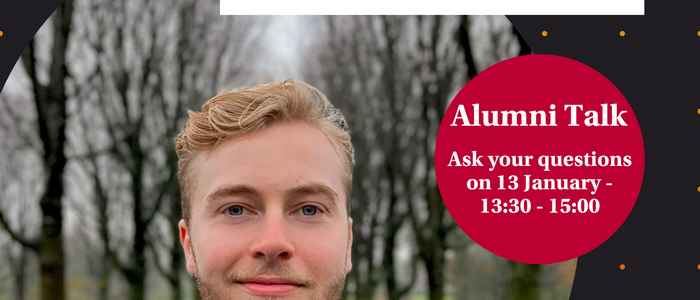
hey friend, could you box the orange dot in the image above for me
[697,108,700,115]
[619,30,626,38]
[541,30,549,38]
[696,30,700,37]
[696,185,700,193]
[0,31,4,38]
[618,263,626,270]
[696,264,700,270]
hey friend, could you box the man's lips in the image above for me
[237,277,305,296]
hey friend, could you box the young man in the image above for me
[175,80,354,300]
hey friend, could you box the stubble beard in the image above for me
[191,253,347,300]
[194,273,345,300]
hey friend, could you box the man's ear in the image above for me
[179,219,197,275]
[345,217,353,273]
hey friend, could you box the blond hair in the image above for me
[175,80,354,220]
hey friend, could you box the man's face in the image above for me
[179,121,352,300]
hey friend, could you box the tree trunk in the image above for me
[36,1,74,299]
[510,263,541,300]
[456,16,478,81]
[383,226,400,300]
[169,189,184,300]
[98,195,111,299]
[170,276,182,300]
[425,250,446,300]
[38,170,66,300]
[127,276,146,300]
[129,163,147,300]
[14,249,28,300]
[98,265,111,300]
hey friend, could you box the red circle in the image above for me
[435,54,644,264]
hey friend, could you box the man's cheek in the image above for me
[195,227,247,274]
[296,231,347,271]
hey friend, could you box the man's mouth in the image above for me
[237,276,305,297]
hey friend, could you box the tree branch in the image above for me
[0,210,38,251]
[147,241,177,283]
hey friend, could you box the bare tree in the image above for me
[456,16,542,300]
[308,16,466,300]
[74,1,178,299]
[0,146,38,300]
[309,16,408,299]
[0,2,75,300]
[403,15,464,300]
[146,6,268,300]
[1,10,547,300]
[73,1,267,299]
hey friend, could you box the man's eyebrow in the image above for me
[205,184,261,204]
[285,183,340,205]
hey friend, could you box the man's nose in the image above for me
[249,215,295,261]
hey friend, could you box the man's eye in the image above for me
[224,205,246,216]
[300,205,321,216]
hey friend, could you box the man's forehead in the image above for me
[192,123,344,172]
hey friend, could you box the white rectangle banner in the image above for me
[220,0,644,15]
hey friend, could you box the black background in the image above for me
[1,1,699,299]
[510,2,700,298]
